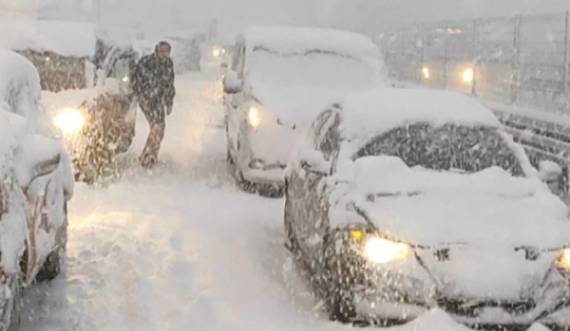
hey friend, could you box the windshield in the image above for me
[246,50,377,90]
[355,123,525,176]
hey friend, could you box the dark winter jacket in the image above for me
[131,54,176,108]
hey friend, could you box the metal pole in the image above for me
[562,11,570,95]
[443,22,449,89]
[511,15,521,105]
[96,0,101,23]
[472,19,479,96]
[419,24,426,83]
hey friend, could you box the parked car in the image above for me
[223,27,386,196]
[284,87,570,329]
[47,40,138,184]
[0,49,74,330]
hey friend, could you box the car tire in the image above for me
[225,126,234,165]
[35,203,68,282]
[328,291,357,324]
[0,274,22,331]
[283,185,299,253]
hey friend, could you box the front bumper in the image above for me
[349,273,570,328]
[241,162,286,186]
[328,237,570,327]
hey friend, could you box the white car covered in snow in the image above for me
[284,88,570,329]
[223,27,385,195]
[0,50,74,330]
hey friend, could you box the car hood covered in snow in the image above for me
[329,156,570,248]
[250,84,358,127]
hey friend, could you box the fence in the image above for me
[378,12,570,197]
[378,12,570,115]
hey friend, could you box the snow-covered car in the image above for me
[284,88,570,329]
[0,49,74,330]
[47,42,138,184]
[223,27,386,195]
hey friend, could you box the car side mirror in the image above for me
[14,135,62,189]
[299,149,330,176]
[223,70,242,94]
[538,160,567,196]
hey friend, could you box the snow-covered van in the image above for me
[0,49,74,330]
[284,87,570,329]
[223,27,386,196]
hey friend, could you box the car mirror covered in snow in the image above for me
[14,134,62,189]
[223,70,242,94]
[299,149,330,175]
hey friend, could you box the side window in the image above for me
[230,43,242,71]
[317,114,341,160]
[310,110,334,146]
[236,47,246,79]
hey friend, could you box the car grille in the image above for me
[438,299,537,317]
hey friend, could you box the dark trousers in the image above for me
[138,97,165,167]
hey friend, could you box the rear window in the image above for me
[355,123,524,176]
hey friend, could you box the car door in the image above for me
[291,110,341,262]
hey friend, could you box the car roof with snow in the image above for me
[0,49,41,117]
[242,27,380,59]
[337,88,502,141]
[0,19,138,58]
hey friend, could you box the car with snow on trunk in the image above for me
[0,49,74,330]
[47,40,138,184]
[284,87,570,329]
[223,27,386,196]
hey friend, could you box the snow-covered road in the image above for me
[20,67,466,331]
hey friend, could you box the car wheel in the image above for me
[35,203,68,282]
[328,290,357,324]
[284,185,300,253]
[0,274,22,331]
[225,127,234,165]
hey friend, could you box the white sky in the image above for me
[2,0,570,38]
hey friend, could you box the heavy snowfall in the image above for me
[2,0,570,331]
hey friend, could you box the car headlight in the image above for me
[213,49,221,57]
[53,108,86,135]
[556,248,570,270]
[121,75,130,83]
[351,229,410,263]
[421,66,431,79]
[461,67,474,83]
[248,106,261,128]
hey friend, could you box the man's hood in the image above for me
[329,156,570,248]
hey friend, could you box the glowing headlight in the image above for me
[53,108,86,134]
[462,68,474,83]
[213,49,221,57]
[556,248,570,270]
[121,75,130,83]
[363,237,409,264]
[248,106,261,128]
[421,67,431,79]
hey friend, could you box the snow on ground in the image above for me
[20,65,469,330]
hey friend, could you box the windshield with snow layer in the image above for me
[355,124,525,176]
[246,50,376,90]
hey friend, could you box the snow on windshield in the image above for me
[247,50,377,90]
[355,124,525,176]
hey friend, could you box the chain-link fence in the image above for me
[379,12,570,114]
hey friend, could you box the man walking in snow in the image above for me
[131,41,176,168]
